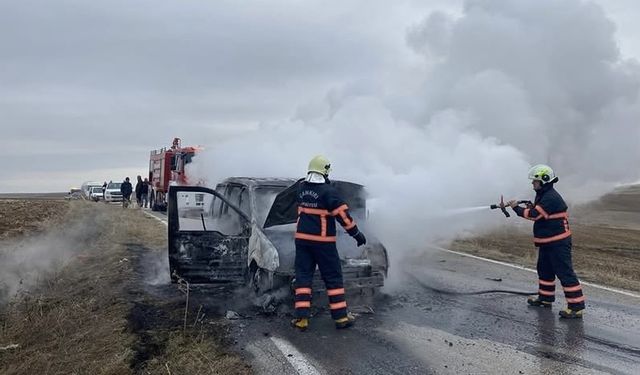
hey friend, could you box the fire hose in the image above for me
[407,273,536,296]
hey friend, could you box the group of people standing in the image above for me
[134,175,153,208]
[118,176,154,208]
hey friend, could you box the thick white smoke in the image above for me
[405,0,640,198]
[188,0,640,262]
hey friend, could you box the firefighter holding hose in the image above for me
[291,155,367,331]
[507,165,586,319]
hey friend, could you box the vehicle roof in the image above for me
[220,177,364,189]
[220,177,298,188]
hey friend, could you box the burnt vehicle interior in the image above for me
[168,179,388,293]
[168,186,251,283]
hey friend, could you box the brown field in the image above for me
[0,200,251,375]
[451,185,640,292]
[0,200,69,240]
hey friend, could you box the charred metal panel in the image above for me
[248,223,280,272]
[171,232,248,283]
[311,266,385,292]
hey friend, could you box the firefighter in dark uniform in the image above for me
[291,155,367,331]
[508,164,586,319]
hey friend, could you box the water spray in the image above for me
[442,206,491,216]
[444,196,533,218]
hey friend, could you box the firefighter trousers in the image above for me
[536,239,586,310]
[293,241,348,320]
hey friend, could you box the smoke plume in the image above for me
[188,0,640,264]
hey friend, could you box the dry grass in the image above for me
[0,202,251,374]
[141,330,252,375]
[0,202,134,374]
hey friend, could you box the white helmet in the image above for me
[528,164,557,184]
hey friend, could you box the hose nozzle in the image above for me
[490,195,510,217]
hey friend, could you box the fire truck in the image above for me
[149,138,200,211]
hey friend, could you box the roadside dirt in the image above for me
[0,200,251,374]
[451,185,640,292]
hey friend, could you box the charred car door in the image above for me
[168,186,251,283]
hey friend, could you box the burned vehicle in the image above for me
[167,178,388,294]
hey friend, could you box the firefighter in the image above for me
[291,155,367,331]
[507,164,586,319]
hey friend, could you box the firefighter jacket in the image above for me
[513,183,571,246]
[295,180,360,244]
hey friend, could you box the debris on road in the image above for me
[257,294,277,314]
[485,277,503,282]
[351,305,375,315]
[0,344,20,351]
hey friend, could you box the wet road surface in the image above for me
[227,250,639,374]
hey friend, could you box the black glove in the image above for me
[353,231,367,247]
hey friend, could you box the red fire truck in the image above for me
[149,138,200,211]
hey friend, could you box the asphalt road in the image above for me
[145,209,640,375]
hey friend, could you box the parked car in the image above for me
[89,186,103,202]
[81,181,101,199]
[167,178,388,295]
[104,182,123,203]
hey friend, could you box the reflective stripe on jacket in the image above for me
[513,184,571,246]
[295,180,359,243]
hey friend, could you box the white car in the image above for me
[104,182,123,203]
[89,186,104,202]
[81,181,101,199]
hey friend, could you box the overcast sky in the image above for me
[1,0,639,193]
